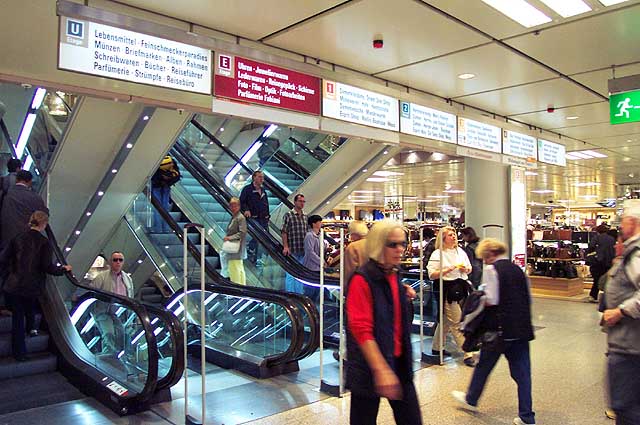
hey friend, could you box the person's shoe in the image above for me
[29,330,39,337]
[432,349,451,356]
[588,296,598,303]
[605,409,616,420]
[513,417,536,425]
[451,391,478,412]
[463,356,476,367]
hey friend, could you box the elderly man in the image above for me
[91,251,134,297]
[602,210,640,425]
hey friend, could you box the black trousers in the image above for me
[350,380,422,425]
[589,264,607,299]
[6,293,37,358]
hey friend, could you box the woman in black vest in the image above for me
[346,219,422,425]
[452,238,536,425]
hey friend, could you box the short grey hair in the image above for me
[348,220,369,237]
[365,219,406,263]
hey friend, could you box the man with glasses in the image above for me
[90,252,134,357]
[282,194,308,293]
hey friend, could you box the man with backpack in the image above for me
[150,155,181,233]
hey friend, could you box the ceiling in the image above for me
[112,0,640,207]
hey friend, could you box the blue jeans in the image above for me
[466,340,535,424]
[247,218,269,264]
[285,253,304,294]
[608,352,640,425]
[152,186,171,233]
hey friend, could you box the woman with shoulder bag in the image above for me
[224,197,247,285]
[452,239,536,425]
[427,226,475,366]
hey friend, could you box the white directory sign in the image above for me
[537,139,566,166]
[59,16,211,94]
[322,81,399,131]
[457,118,501,153]
[503,130,537,159]
[399,102,456,143]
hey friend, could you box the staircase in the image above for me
[0,314,84,414]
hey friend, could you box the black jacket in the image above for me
[346,260,413,397]
[589,233,616,269]
[0,184,47,247]
[0,229,66,298]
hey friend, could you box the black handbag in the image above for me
[480,329,505,352]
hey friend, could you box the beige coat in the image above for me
[344,239,368,284]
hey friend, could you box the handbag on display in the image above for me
[222,240,241,254]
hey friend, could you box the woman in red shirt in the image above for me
[346,219,422,425]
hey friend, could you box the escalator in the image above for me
[124,192,319,378]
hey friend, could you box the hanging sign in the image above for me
[322,81,399,131]
[503,130,537,160]
[58,16,211,94]
[213,54,321,115]
[457,117,501,153]
[399,102,456,143]
[537,139,566,166]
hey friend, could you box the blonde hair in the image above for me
[229,197,240,205]
[475,238,507,259]
[365,219,406,263]
[29,210,49,228]
[434,226,457,250]
[348,220,368,237]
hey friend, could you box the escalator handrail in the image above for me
[173,143,341,286]
[271,150,310,180]
[140,302,185,391]
[0,119,18,159]
[287,135,326,164]
[45,226,161,402]
[142,188,307,365]
[189,119,294,209]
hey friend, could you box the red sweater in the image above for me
[347,273,402,357]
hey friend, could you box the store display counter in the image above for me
[529,276,584,297]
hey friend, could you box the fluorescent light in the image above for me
[262,124,278,138]
[540,0,591,17]
[31,88,47,110]
[481,0,552,27]
[418,199,438,202]
[23,155,33,171]
[353,190,382,194]
[427,195,450,199]
[566,150,608,160]
[15,113,37,158]
[365,177,389,182]
[566,116,580,120]
[582,150,607,158]
[599,0,628,5]
[531,189,554,194]
[575,182,600,187]
[525,171,538,176]
[443,189,465,194]
[373,171,404,177]
[581,195,597,199]
[458,73,475,80]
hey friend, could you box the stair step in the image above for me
[141,294,164,304]
[0,352,57,380]
[0,333,49,358]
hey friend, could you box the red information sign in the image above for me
[513,253,526,268]
[213,54,321,115]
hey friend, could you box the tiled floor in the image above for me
[244,298,612,425]
[0,298,611,425]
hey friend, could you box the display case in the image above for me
[526,236,587,297]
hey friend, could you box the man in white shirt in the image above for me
[91,251,134,297]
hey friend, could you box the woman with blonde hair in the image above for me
[346,219,422,424]
[0,211,72,361]
[427,226,474,366]
[224,197,247,285]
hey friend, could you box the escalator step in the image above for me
[0,333,49,358]
[0,352,57,380]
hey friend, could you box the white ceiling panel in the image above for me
[572,62,640,97]
[610,145,640,156]
[377,43,556,98]
[456,78,603,116]
[587,134,640,148]
[557,121,640,140]
[267,0,489,74]
[512,101,609,130]
[118,0,345,40]
[506,5,640,75]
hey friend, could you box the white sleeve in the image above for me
[427,250,441,280]
[480,264,500,305]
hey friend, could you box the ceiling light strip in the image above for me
[481,0,552,27]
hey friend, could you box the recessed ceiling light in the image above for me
[574,182,600,187]
[366,177,389,182]
[525,171,538,176]
[624,157,631,162]
[443,189,465,194]
[481,0,552,27]
[353,190,382,194]
[427,195,450,199]
[581,195,598,199]
[599,0,629,6]
[418,199,438,202]
[531,189,554,194]
[629,173,636,178]
[566,150,607,160]
[540,0,591,18]
[566,116,580,120]
[458,73,475,80]
[373,171,404,177]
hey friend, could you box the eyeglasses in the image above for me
[385,241,408,249]
[112,258,124,262]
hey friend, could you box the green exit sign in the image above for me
[611,90,640,125]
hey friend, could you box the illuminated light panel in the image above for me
[15,113,37,158]
[566,150,607,160]
[262,124,278,138]
[373,171,404,177]
[574,182,600,187]
[481,0,552,27]
[599,0,628,5]
[366,177,389,182]
[31,88,47,110]
[525,171,538,176]
[458,73,475,80]
[540,0,591,17]
[531,189,554,194]
[443,189,465,194]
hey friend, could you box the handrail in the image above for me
[189,119,293,208]
[287,135,325,163]
[143,186,308,364]
[0,119,18,158]
[272,150,310,179]
[45,226,161,403]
